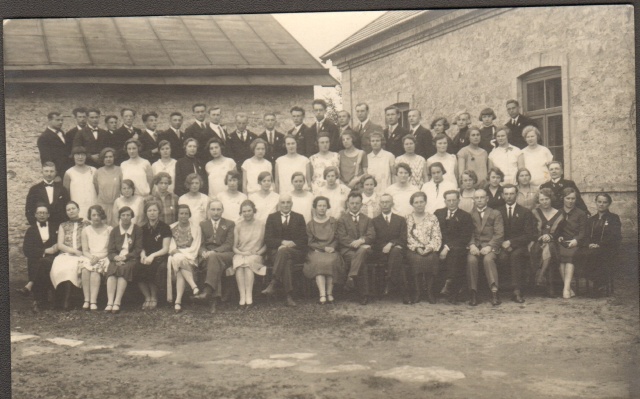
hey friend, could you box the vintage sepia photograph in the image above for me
[4,5,638,398]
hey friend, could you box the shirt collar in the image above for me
[171,127,180,134]
[388,123,398,130]
[477,207,487,213]
[448,208,458,214]
[382,211,392,217]
[146,129,156,135]
[43,179,55,185]
[47,126,59,134]
[281,212,290,217]
[359,118,370,127]
[349,212,360,218]
[316,118,325,126]
[119,223,134,236]
[88,124,99,131]
[551,177,562,183]
[410,124,420,132]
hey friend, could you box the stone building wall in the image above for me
[342,5,637,240]
[5,83,314,262]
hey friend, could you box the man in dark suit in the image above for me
[193,199,235,313]
[497,185,536,303]
[204,106,232,160]
[383,106,409,157]
[337,110,358,149]
[435,190,474,304]
[288,106,314,156]
[258,112,286,167]
[467,189,504,306]
[73,108,108,167]
[451,111,472,154]
[505,99,538,149]
[159,112,186,160]
[26,163,70,229]
[354,102,384,153]
[22,204,59,311]
[184,103,209,161]
[372,194,408,301]
[114,108,142,165]
[540,161,589,214]
[139,112,161,164]
[261,194,308,307]
[37,112,70,180]
[64,107,88,155]
[103,114,120,151]
[227,113,258,173]
[311,99,340,153]
[337,192,376,305]
[407,109,435,159]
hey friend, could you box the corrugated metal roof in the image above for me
[4,14,324,70]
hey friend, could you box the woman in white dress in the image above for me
[120,139,153,197]
[151,140,177,193]
[521,126,553,186]
[290,172,314,223]
[395,135,427,188]
[275,135,311,194]
[50,201,91,310]
[309,135,340,194]
[361,175,381,219]
[167,204,201,312]
[316,166,349,220]
[216,170,248,222]
[488,127,524,185]
[178,173,210,225]
[242,138,272,195]
[384,163,420,217]
[232,200,267,308]
[63,146,97,219]
[205,139,237,198]
[112,179,146,227]
[249,171,279,222]
[427,133,458,187]
[79,205,112,311]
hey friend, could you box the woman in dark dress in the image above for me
[557,187,587,299]
[485,167,505,209]
[175,138,208,197]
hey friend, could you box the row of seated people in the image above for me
[22,179,621,313]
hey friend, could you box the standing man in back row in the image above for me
[73,108,107,167]
[407,109,435,159]
[38,112,70,179]
[259,112,286,166]
[288,106,314,157]
[505,99,537,149]
[311,99,340,153]
[354,102,384,154]
[383,106,409,157]
[114,108,142,165]
[184,103,209,161]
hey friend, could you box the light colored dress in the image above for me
[459,189,475,213]
[152,158,177,193]
[216,190,248,223]
[50,220,91,288]
[276,154,310,194]
[421,180,457,214]
[309,152,340,194]
[166,220,201,302]
[178,193,210,225]
[80,225,112,274]
[395,154,426,187]
[317,183,350,220]
[249,191,280,222]
[489,145,522,185]
[516,184,540,210]
[361,192,381,219]
[367,149,395,195]
[231,219,266,276]
[206,157,237,198]
[385,183,420,218]
[291,190,314,223]
[427,153,458,187]
[121,158,152,196]
[406,212,442,275]
[67,166,97,219]
[457,146,489,188]
[112,195,145,227]
[242,158,273,195]
[339,149,367,185]
[522,145,553,186]
[93,166,122,225]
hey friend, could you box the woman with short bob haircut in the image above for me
[80,205,112,311]
[557,187,588,299]
[395,134,427,187]
[216,169,248,222]
[242,138,273,195]
[521,125,553,186]
[530,188,564,297]
[167,204,201,312]
[178,172,210,224]
[384,162,420,218]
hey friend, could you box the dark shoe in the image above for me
[193,292,210,302]
[360,296,369,306]
[32,302,40,313]
[261,281,277,296]
[548,287,557,298]
[47,290,55,304]
[491,291,501,306]
[17,287,31,297]
[402,295,412,305]
[512,291,525,304]
[286,295,297,307]
[221,289,232,303]
[344,277,355,291]
[468,290,478,306]
[426,277,436,304]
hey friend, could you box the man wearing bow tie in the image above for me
[37,112,71,180]
[258,112,286,167]
[73,108,107,167]
[159,112,186,160]
[64,107,88,155]
[354,102,384,154]
[312,99,340,152]
[540,161,589,213]
[497,185,536,303]
[139,112,161,163]
[114,108,142,165]
[227,113,258,175]
[25,162,70,229]
[505,100,537,149]
[383,106,409,157]
[287,106,314,156]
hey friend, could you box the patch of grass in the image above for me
[370,327,400,341]
[361,376,398,389]
[421,381,452,390]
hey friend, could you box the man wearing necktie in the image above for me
[337,192,376,305]
[103,114,120,151]
[407,109,435,159]
[26,163,70,229]
[505,99,537,149]
[139,112,162,164]
[354,102,384,154]
[258,112,286,166]
[184,103,209,161]
[287,106,314,156]
[383,106,409,157]
[37,111,72,180]
[64,107,88,156]
[114,108,142,165]
[372,194,408,300]
[312,99,340,152]
[497,185,536,303]
[159,112,186,160]
[228,113,258,178]
[73,108,107,167]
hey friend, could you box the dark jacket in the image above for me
[107,224,143,262]
[73,126,109,166]
[451,126,470,155]
[258,130,287,166]
[227,129,259,171]
[113,125,142,165]
[37,128,71,178]
[174,156,208,197]
[311,119,341,153]
[505,114,537,149]
[264,211,308,251]
[287,124,315,157]
[478,125,496,153]
[337,212,375,251]
[199,217,235,254]
[485,185,505,209]
[25,181,70,228]
[586,211,622,248]
[159,128,187,160]
[354,120,384,154]
[384,125,410,157]
[434,207,474,250]
[539,178,589,214]
[498,203,536,249]
[372,212,407,252]
[23,222,58,260]
[138,130,161,164]
[410,125,435,159]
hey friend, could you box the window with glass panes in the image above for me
[522,68,563,165]
[392,102,410,128]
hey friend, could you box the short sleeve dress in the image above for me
[151,159,177,193]
[522,145,553,186]
[276,154,310,194]
[339,149,367,185]
[232,219,266,276]
[112,195,146,227]
[94,166,122,225]
[242,158,273,195]
[457,146,489,188]
[249,191,280,222]
[361,192,381,219]
[427,153,458,187]
[303,217,344,280]
[206,157,237,198]
[395,154,426,187]
[291,190,315,223]
[50,219,92,288]
[216,191,248,223]
[317,183,350,220]
[309,152,340,194]
[178,193,210,225]
[121,158,152,197]
[384,183,420,218]
[67,166,98,219]
[80,224,113,274]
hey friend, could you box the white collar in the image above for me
[359,118,370,126]
[87,124,99,131]
[349,212,360,218]
[171,127,181,133]
[477,207,487,213]
[409,124,420,132]
[316,118,326,125]
[506,203,516,209]
[448,208,458,214]
[512,115,520,122]
[551,177,562,183]
[123,124,134,130]
[388,123,398,130]
[146,129,156,135]
[47,126,60,134]
[382,211,392,217]
[119,223,134,236]
[209,122,220,129]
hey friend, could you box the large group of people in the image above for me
[19,98,622,313]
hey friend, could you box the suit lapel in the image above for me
[480,209,489,230]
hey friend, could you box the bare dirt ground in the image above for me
[9,245,640,399]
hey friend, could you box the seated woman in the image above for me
[338,131,367,189]
[427,133,458,187]
[488,126,523,185]
[216,170,248,222]
[275,135,311,194]
[521,126,553,186]
[80,205,112,311]
[205,139,236,198]
[384,163,420,218]
[309,134,339,194]
[458,170,478,213]
[105,206,143,313]
[316,166,349,220]
[232,200,267,309]
[249,171,280,222]
[405,192,442,304]
[178,173,210,224]
[120,139,153,197]
[50,201,91,310]
[395,135,427,188]
[457,126,489,188]
[151,140,177,193]
[137,201,171,310]
[167,204,201,312]
[557,187,588,299]
[150,172,179,225]
[361,175,381,219]
[290,172,315,223]
[242,138,273,195]
[113,179,145,226]
[485,167,506,209]
[515,167,539,210]
[304,196,343,305]
[531,188,564,297]
[176,138,208,197]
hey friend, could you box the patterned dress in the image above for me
[406,212,442,276]
[309,152,340,194]
[395,154,426,188]
[50,219,91,288]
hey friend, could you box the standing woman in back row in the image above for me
[64,146,97,219]
[93,147,122,225]
[175,138,208,197]
[275,135,311,194]
[521,126,553,186]
[457,126,488,188]
[120,139,153,197]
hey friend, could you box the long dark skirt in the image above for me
[406,251,439,276]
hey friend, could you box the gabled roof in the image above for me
[4,15,338,86]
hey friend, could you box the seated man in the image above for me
[372,194,407,300]
[434,190,474,304]
[540,161,588,213]
[337,192,376,305]
[497,184,536,303]
[193,199,235,313]
[261,194,308,307]
[467,189,504,306]
[22,204,59,311]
